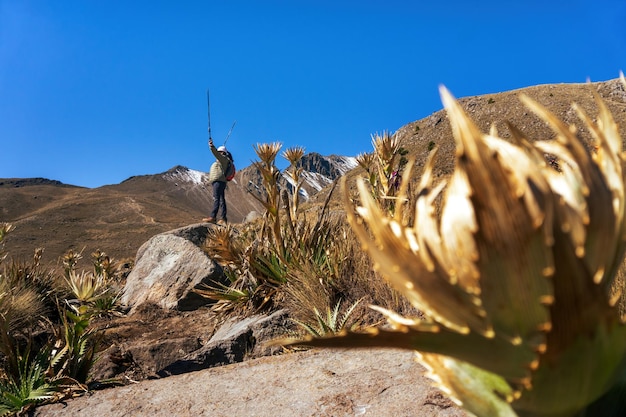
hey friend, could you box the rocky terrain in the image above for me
[32,222,469,417]
[34,349,468,417]
[4,78,626,416]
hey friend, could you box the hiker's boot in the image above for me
[202,217,216,223]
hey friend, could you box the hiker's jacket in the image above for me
[207,145,231,183]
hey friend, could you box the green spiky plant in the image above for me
[0,347,58,416]
[48,307,101,386]
[284,75,626,417]
[0,225,47,383]
[0,226,56,415]
[292,298,364,337]
[0,226,118,413]
[196,223,275,314]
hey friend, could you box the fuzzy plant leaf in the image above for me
[417,353,517,417]
[285,76,626,417]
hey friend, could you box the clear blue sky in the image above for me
[1,0,624,188]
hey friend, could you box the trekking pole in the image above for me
[224,120,237,146]
[206,88,212,144]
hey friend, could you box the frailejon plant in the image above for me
[64,271,109,305]
[0,347,57,416]
[201,141,383,330]
[292,298,364,338]
[286,76,626,417]
[0,226,109,411]
[251,142,284,253]
[282,146,306,224]
[62,251,125,318]
[356,132,408,216]
[0,225,47,385]
[197,224,268,314]
[49,308,101,386]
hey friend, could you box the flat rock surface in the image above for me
[35,348,469,417]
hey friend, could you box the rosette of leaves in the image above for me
[286,76,626,417]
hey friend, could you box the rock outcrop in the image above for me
[93,223,293,383]
[36,349,469,417]
[121,223,226,313]
[158,309,292,376]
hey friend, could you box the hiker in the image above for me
[390,169,402,193]
[203,138,234,224]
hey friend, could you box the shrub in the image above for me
[0,225,125,412]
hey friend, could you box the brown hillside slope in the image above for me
[399,79,626,178]
[315,79,626,209]
[0,167,264,267]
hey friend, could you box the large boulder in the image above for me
[35,348,468,417]
[121,223,225,313]
[89,303,219,382]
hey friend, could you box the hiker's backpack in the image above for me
[225,160,236,181]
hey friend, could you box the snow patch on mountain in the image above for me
[294,155,358,200]
[163,166,206,185]
[301,171,333,192]
[282,174,311,199]
[161,154,358,200]
[331,156,358,174]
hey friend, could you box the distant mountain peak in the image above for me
[0,178,78,188]
[296,153,357,177]
[281,153,358,198]
[162,166,206,186]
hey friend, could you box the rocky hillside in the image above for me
[0,154,357,266]
[396,79,626,179]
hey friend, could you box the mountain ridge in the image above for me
[0,153,358,266]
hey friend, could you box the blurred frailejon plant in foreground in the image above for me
[286,76,626,417]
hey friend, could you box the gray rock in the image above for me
[121,224,225,313]
[169,223,213,246]
[35,349,469,417]
[158,309,292,376]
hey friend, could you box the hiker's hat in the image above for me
[217,146,227,152]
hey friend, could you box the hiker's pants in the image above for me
[210,181,227,221]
